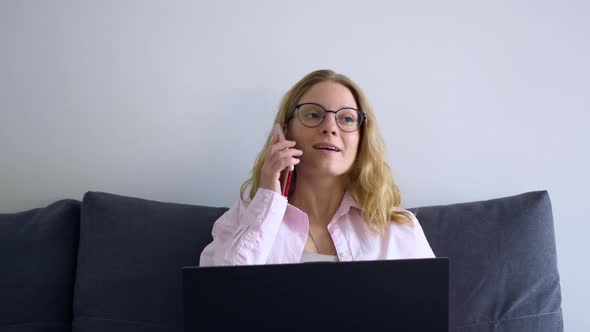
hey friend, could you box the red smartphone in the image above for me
[273,123,294,197]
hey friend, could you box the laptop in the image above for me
[183,258,448,332]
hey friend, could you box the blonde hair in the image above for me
[240,69,413,234]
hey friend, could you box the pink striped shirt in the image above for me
[199,188,435,266]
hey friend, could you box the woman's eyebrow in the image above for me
[303,102,358,110]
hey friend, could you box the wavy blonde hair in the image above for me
[240,69,413,234]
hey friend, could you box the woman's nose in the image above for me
[320,113,339,135]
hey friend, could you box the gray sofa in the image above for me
[0,190,563,331]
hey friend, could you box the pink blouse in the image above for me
[200,188,435,266]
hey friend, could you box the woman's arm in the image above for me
[199,188,288,266]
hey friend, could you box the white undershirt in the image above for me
[300,251,339,263]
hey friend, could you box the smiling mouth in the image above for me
[313,145,341,152]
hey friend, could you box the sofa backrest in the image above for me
[72,191,227,332]
[0,190,563,332]
[0,199,81,332]
[411,190,563,331]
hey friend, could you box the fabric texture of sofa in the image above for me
[0,190,563,331]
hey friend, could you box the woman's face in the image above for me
[285,81,360,178]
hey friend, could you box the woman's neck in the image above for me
[289,173,347,225]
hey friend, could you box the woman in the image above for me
[200,69,434,266]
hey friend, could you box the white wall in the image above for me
[1,1,588,329]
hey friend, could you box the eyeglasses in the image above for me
[286,103,367,132]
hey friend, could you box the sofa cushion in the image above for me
[72,192,227,332]
[410,191,563,331]
[0,199,80,332]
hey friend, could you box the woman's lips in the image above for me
[312,143,341,152]
[314,147,340,153]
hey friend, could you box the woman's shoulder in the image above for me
[393,206,418,222]
[390,206,419,226]
[381,207,435,258]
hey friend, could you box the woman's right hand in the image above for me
[259,130,303,195]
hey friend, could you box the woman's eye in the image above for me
[306,112,321,119]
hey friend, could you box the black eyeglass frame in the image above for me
[285,102,367,132]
